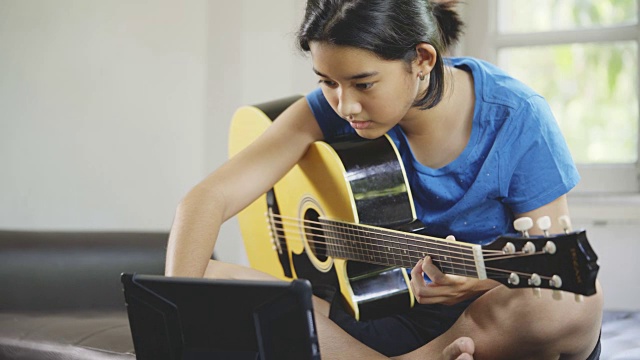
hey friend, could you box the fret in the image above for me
[378,231,388,266]
[391,234,405,266]
[352,224,362,262]
[387,232,399,266]
[362,225,375,263]
[322,220,335,258]
[427,240,443,274]
[382,230,398,267]
[336,222,345,259]
[368,227,385,265]
[362,225,373,261]
[371,228,381,264]
[461,247,477,278]
[332,221,342,258]
[339,221,349,259]
[370,229,382,265]
[406,234,425,268]
[439,241,455,275]
[342,221,361,262]
[327,220,342,259]
[396,232,411,268]
[377,231,396,265]
[360,225,370,262]
[323,220,332,257]
[351,223,362,262]
[457,243,469,277]
[394,231,406,267]
[445,243,476,277]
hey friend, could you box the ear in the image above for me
[413,43,438,76]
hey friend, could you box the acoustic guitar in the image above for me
[229,96,599,321]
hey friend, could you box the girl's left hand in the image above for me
[409,237,500,305]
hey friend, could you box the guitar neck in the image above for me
[320,219,486,279]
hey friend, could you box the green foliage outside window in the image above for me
[497,0,638,164]
[499,0,636,33]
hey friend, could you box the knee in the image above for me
[204,259,281,281]
[469,284,603,343]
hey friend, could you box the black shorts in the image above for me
[586,333,601,360]
[326,290,474,356]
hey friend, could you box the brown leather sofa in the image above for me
[0,230,167,360]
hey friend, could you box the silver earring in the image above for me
[419,71,426,81]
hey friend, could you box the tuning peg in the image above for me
[513,217,533,237]
[543,241,557,254]
[536,216,551,237]
[559,215,573,234]
[522,241,536,254]
[528,273,542,287]
[575,294,584,303]
[502,242,516,254]
[552,290,563,300]
[549,275,562,289]
[508,273,520,285]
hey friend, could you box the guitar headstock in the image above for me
[481,216,599,297]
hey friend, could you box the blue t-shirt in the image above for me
[305,57,580,245]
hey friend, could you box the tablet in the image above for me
[121,273,320,360]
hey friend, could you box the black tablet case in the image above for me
[121,273,320,360]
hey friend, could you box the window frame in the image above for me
[459,0,640,194]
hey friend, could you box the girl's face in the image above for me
[309,42,424,139]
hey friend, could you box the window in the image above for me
[461,0,640,194]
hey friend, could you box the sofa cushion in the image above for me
[0,311,135,360]
[0,231,167,312]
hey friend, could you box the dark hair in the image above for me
[297,0,464,110]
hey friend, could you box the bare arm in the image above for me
[165,98,324,277]
[515,194,571,235]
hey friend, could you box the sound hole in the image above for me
[304,209,328,262]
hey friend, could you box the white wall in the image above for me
[204,0,315,264]
[0,0,315,265]
[0,0,209,230]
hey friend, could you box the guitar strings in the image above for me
[265,223,544,280]
[268,217,479,274]
[269,213,524,259]
[268,229,549,279]
[269,215,477,260]
[270,226,477,270]
[267,214,550,278]
[269,212,493,254]
[279,214,553,261]
[269,215,550,262]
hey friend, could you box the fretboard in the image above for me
[320,219,482,278]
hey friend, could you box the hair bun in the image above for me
[430,0,465,51]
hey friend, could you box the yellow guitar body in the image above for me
[228,96,414,320]
[228,104,285,279]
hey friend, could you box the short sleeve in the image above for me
[500,96,580,214]
[305,88,355,140]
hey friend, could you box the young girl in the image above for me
[166,1,603,359]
